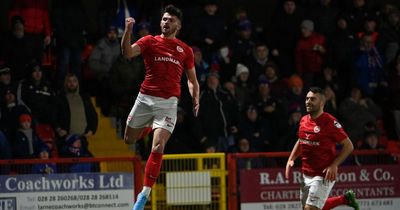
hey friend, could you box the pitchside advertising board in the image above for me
[0,173,134,210]
[240,165,400,210]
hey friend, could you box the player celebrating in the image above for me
[121,5,200,210]
[285,87,359,210]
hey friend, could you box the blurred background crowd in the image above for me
[0,0,399,173]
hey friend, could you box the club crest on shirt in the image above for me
[176,45,183,52]
[313,126,320,133]
[334,120,342,128]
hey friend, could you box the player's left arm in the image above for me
[324,138,354,181]
[186,67,200,117]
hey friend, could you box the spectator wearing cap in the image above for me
[267,0,304,77]
[31,144,57,174]
[53,0,87,89]
[0,65,16,104]
[0,86,30,140]
[295,19,326,89]
[285,74,306,115]
[198,72,239,152]
[14,114,42,160]
[234,63,255,111]
[89,25,121,116]
[2,16,36,81]
[54,74,97,151]
[19,61,56,125]
[191,0,226,62]
[59,134,93,173]
[230,18,256,63]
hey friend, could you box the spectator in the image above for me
[59,134,93,173]
[89,25,120,116]
[192,46,210,87]
[9,0,52,61]
[13,114,42,160]
[54,74,97,151]
[315,66,344,100]
[0,130,12,174]
[31,144,56,174]
[343,0,374,33]
[357,17,379,44]
[53,0,86,88]
[258,63,288,98]
[305,0,340,39]
[267,0,304,77]
[295,19,326,88]
[280,104,302,152]
[388,53,400,139]
[254,81,285,150]
[236,137,264,169]
[199,73,239,152]
[89,25,120,83]
[191,0,226,62]
[247,43,274,83]
[0,86,30,140]
[339,86,382,143]
[379,9,400,64]
[355,131,395,165]
[234,63,255,111]
[230,19,256,63]
[323,85,339,117]
[2,16,36,81]
[211,45,235,83]
[98,0,139,38]
[328,16,358,90]
[237,105,274,152]
[19,61,56,125]
[0,65,15,104]
[353,34,387,97]
[285,74,306,115]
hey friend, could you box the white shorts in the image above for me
[300,174,335,209]
[126,92,178,133]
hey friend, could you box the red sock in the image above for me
[143,152,163,187]
[139,127,152,139]
[322,195,347,210]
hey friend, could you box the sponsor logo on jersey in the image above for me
[313,126,320,133]
[300,139,320,146]
[176,46,183,52]
[334,120,342,128]
[154,56,180,65]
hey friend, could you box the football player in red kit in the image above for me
[121,5,200,210]
[285,87,359,210]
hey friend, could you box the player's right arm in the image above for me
[121,17,141,59]
[285,139,301,179]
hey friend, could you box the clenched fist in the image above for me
[125,17,136,31]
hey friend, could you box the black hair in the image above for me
[163,5,183,21]
[309,86,325,96]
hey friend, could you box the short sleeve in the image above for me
[184,47,195,70]
[135,35,152,54]
[330,118,348,143]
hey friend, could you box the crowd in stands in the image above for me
[0,0,399,174]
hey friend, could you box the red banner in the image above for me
[240,165,400,203]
